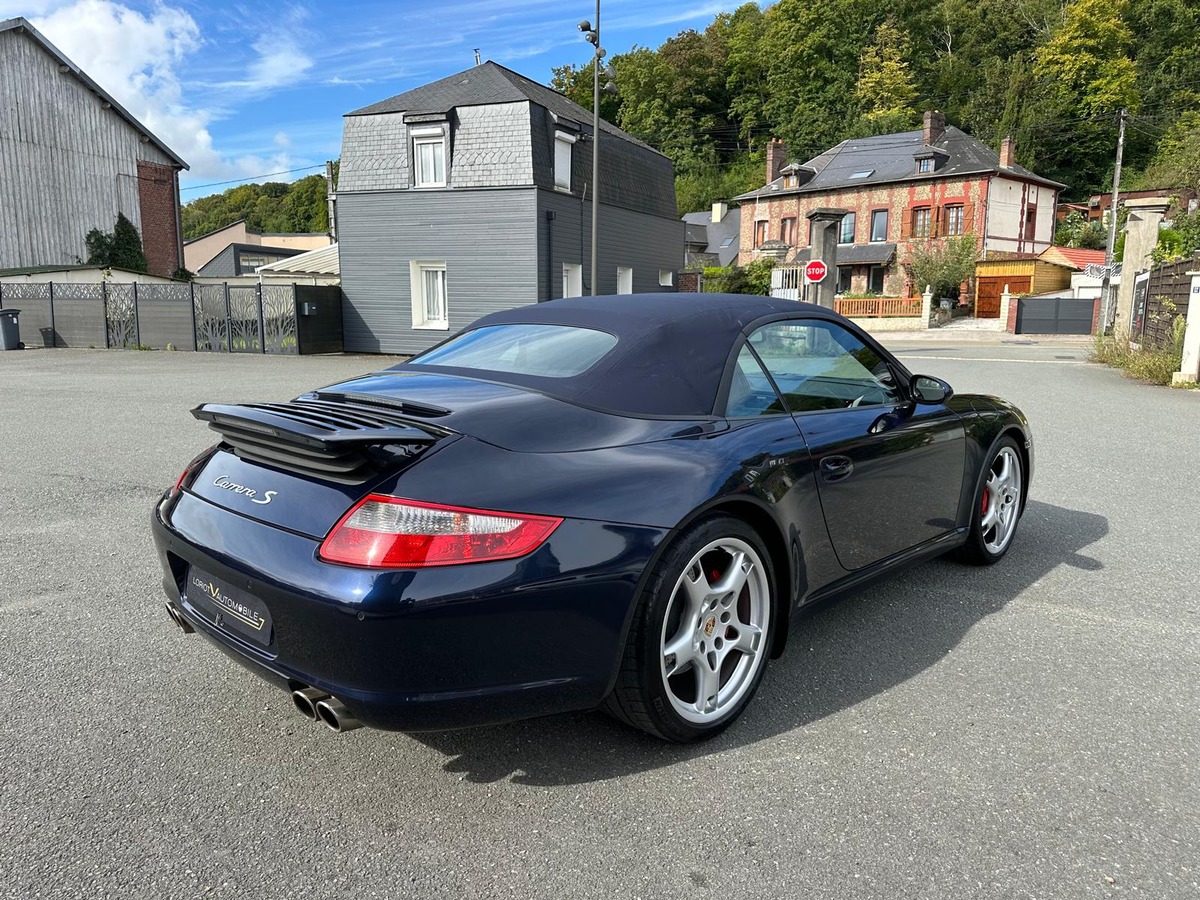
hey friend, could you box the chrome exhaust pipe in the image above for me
[314,697,362,733]
[291,687,329,721]
[165,602,194,634]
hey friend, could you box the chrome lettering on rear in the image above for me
[213,475,277,505]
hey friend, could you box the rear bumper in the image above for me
[153,491,666,731]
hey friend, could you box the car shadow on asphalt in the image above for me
[406,499,1107,785]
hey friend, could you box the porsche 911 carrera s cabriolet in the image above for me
[153,293,1031,742]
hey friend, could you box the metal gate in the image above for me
[1015,296,1095,334]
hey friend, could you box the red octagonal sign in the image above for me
[805,259,828,283]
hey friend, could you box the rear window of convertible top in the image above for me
[411,324,618,378]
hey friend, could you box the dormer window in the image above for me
[917,158,934,174]
[412,127,446,187]
[554,130,576,191]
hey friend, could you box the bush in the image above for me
[702,258,775,295]
[85,212,148,272]
[1092,317,1185,385]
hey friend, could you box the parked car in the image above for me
[153,293,1031,742]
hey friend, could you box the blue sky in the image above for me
[1,0,752,199]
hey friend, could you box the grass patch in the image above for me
[1092,317,1186,386]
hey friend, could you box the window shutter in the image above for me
[900,209,913,241]
[962,202,975,234]
[932,206,943,238]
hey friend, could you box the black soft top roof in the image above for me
[399,293,835,417]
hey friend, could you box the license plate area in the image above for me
[185,568,274,648]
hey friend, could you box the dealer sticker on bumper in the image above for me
[186,569,274,648]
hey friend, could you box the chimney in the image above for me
[766,139,787,184]
[1000,135,1016,168]
[923,110,945,146]
[711,201,727,223]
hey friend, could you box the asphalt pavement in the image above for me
[1,341,1197,899]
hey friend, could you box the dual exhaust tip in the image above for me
[165,603,360,734]
[291,687,362,733]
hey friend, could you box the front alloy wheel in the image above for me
[607,516,775,742]
[958,436,1025,565]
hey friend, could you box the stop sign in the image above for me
[805,259,828,283]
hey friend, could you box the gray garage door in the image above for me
[1015,296,1095,335]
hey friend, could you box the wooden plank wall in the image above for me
[1143,258,1194,348]
[0,27,174,270]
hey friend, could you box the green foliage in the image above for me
[1133,111,1200,192]
[1054,211,1108,249]
[702,258,775,295]
[904,234,979,298]
[181,173,331,240]
[854,19,918,136]
[171,266,195,282]
[675,154,763,214]
[564,0,1200,205]
[1093,310,1187,384]
[85,212,148,272]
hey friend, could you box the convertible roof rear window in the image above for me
[412,324,618,378]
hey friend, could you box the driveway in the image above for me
[0,342,1196,899]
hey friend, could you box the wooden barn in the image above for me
[0,17,188,276]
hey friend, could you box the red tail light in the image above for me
[169,445,217,498]
[318,497,563,568]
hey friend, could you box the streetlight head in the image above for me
[584,31,598,45]
[577,20,591,31]
[603,81,617,94]
[596,46,606,58]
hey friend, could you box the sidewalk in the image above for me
[856,316,1094,344]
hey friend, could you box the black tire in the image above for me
[955,435,1025,565]
[605,515,776,742]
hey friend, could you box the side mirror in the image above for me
[911,374,953,404]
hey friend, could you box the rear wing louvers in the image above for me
[192,399,451,483]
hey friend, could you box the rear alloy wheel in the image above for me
[607,517,774,742]
[957,436,1024,565]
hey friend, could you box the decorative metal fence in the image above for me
[0,281,339,354]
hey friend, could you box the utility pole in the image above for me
[579,6,608,296]
[590,0,600,295]
[1101,108,1127,331]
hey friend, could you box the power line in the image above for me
[180,164,326,193]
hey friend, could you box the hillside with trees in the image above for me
[552,0,1199,213]
[181,172,331,240]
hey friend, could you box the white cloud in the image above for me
[273,131,291,149]
[23,1,316,184]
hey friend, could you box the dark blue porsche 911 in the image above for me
[153,293,1031,742]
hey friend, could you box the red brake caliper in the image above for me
[981,489,990,516]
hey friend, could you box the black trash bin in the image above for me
[0,308,21,350]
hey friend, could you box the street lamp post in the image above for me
[579,7,615,296]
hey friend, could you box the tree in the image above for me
[85,212,148,272]
[854,20,919,136]
[905,234,979,298]
[1054,211,1108,249]
[181,173,333,240]
[1133,111,1200,192]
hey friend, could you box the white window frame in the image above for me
[659,269,674,287]
[562,263,583,298]
[617,266,633,295]
[410,260,448,329]
[411,127,446,188]
[554,131,576,192]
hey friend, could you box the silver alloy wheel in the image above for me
[659,537,770,725]
[981,446,1022,555]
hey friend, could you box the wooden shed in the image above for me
[973,259,1073,317]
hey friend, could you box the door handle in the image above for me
[820,455,854,482]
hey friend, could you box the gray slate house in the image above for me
[335,61,682,354]
[683,201,741,268]
[0,17,188,276]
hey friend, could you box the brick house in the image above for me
[0,17,188,277]
[733,112,1064,315]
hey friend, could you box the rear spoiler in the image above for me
[192,399,453,481]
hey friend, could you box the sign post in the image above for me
[804,208,848,309]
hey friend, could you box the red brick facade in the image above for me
[677,271,701,293]
[739,177,990,297]
[136,160,181,276]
